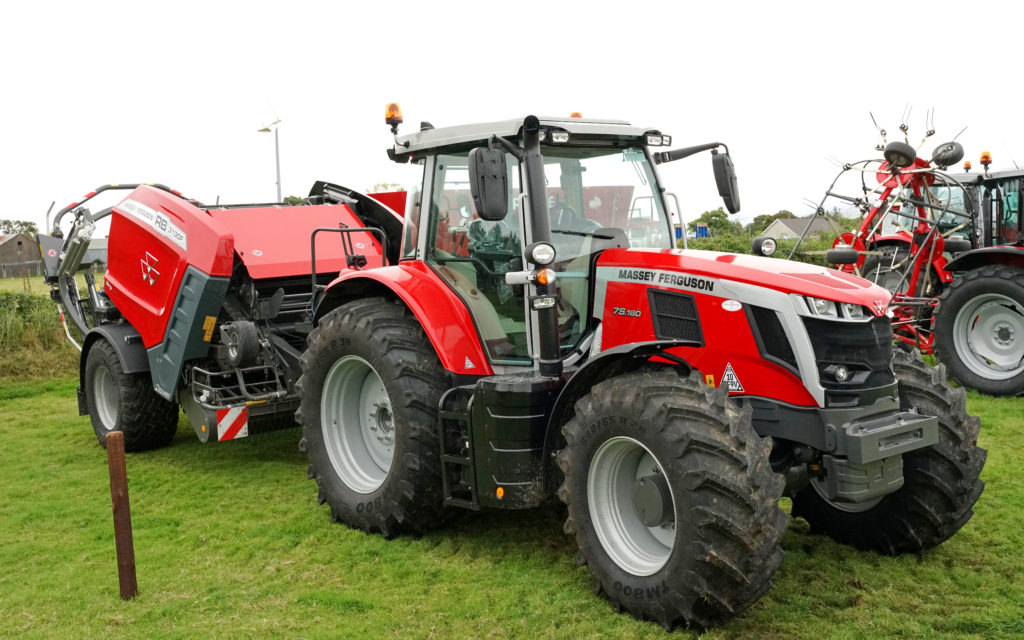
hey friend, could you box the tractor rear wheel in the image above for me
[933,264,1024,396]
[296,298,448,537]
[557,369,786,629]
[83,338,179,451]
[791,350,985,553]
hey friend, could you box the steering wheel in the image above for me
[551,202,581,228]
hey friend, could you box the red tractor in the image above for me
[41,107,985,629]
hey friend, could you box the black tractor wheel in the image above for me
[791,350,985,553]
[557,369,786,629]
[296,298,448,537]
[83,338,179,452]
[933,264,1024,396]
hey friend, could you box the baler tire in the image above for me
[556,369,786,630]
[791,350,986,554]
[83,338,179,452]
[296,298,448,538]
[933,265,1024,396]
[223,321,261,368]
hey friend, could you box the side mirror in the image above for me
[712,151,741,214]
[468,147,510,221]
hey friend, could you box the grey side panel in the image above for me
[147,266,230,400]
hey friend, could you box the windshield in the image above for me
[928,182,973,235]
[538,145,672,260]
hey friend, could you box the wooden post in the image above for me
[106,431,138,600]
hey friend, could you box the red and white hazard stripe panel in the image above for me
[216,406,249,441]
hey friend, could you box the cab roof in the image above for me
[389,115,660,162]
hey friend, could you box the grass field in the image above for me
[0,375,1021,640]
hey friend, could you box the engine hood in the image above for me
[596,248,892,315]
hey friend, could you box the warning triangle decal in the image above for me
[722,363,744,393]
[464,356,476,369]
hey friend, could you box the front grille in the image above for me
[802,316,895,389]
[648,289,703,344]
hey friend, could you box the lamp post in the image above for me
[258,119,282,202]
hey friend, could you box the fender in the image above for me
[78,324,148,415]
[541,339,698,491]
[944,246,1024,273]
[315,261,493,376]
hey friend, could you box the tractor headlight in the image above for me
[842,303,865,319]
[530,242,556,265]
[806,296,838,317]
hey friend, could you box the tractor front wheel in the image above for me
[933,264,1024,396]
[296,298,448,537]
[83,338,179,451]
[557,369,786,629]
[791,350,985,553]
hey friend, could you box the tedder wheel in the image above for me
[296,297,448,537]
[791,350,985,553]
[933,264,1024,396]
[83,338,179,452]
[557,369,786,629]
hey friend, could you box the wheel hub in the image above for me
[631,472,674,527]
[369,400,394,444]
[994,323,1014,347]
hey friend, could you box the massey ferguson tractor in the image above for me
[40,107,985,630]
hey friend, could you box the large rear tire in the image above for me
[933,264,1024,396]
[791,350,985,553]
[557,369,786,629]
[296,298,448,537]
[83,338,179,452]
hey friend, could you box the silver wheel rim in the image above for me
[225,330,240,362]
[321,355,394,494]
[587,436,675,576]
[809,475,883,513]
[952,292,1024,379]
[93,365,119,431]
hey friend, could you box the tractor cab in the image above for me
[388,109,711,375]
[935,166,1024,247]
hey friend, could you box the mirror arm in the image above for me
[654,142,729,164]
[488,134,524,161]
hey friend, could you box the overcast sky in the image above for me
[3,0,1021,235]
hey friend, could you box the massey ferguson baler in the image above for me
[41,107,985,630]
[39,181,400,447]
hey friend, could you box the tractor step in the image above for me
[439,386,479,510]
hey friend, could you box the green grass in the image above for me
[0,377,1020,639]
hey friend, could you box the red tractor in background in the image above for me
[40,106,985,629]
